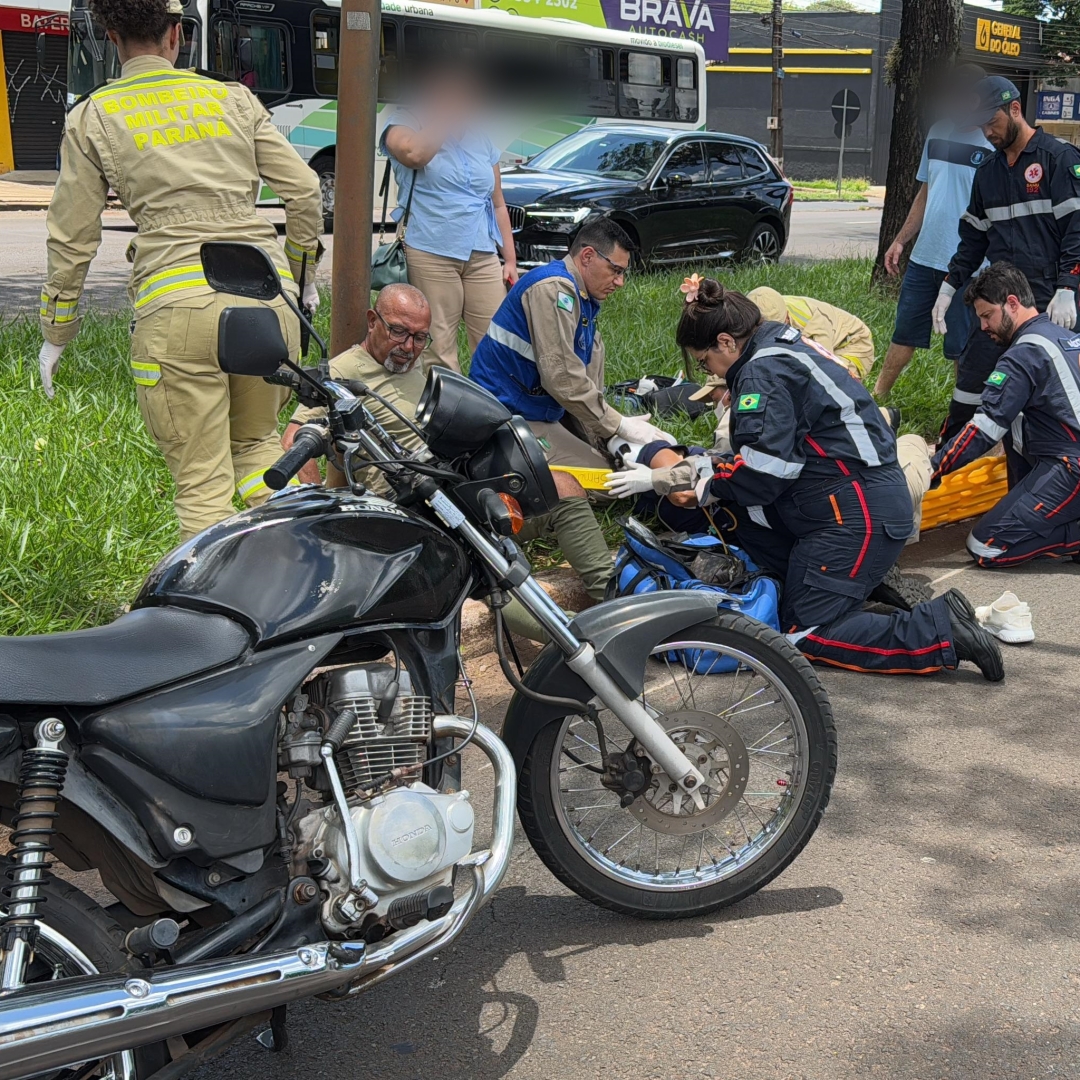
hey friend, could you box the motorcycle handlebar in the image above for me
[265,425,325,491]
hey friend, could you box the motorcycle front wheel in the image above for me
[517,612,837,919]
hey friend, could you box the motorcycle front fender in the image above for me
[499,591,718,766]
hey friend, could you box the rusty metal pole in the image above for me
[330,0,381,356]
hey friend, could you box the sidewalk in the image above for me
[0,170,56,210]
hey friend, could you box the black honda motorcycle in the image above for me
[0,244,835,1079]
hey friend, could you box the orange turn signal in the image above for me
[497,492,524,534]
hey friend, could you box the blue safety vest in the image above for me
[470,259,600,423]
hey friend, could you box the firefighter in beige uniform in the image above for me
[38,0,322,541]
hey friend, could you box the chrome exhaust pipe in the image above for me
[0,717,516,1080]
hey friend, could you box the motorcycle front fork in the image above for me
[446,513,707,799]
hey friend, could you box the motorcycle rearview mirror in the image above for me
[200,242,282,301]
[216,307,289,376]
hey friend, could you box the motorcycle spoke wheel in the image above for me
[553,642,806,890]
[518,612,836,919]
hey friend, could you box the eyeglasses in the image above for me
[374,308,431,348]
[595,249,631,279]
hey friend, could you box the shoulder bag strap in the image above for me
[397,168,418,240]
[378,159,392,242]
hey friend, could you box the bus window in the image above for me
[559,43,615,117]
[675,57,698,123]
[380,20,400,102]
[177,17,200,70]
[403,22,479,66]
[619,50,672,121]
[312,11,339,96]
[211,17,239,80]
[238,21,290,94]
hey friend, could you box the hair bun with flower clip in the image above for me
[680,273,703,304]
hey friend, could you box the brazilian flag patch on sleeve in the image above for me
[1072,163,1080,178]
[737,392,765,412]
[986,370,1008,387]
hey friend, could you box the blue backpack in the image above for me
[608,518,781,674]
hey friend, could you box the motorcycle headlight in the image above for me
[415,367,512,459]
[460,417,559,521]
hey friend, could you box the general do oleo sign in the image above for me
[975,17,1021,58]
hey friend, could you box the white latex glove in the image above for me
[931,282,955,336]
[617,413,676,447]
[302,283,319,314]
[603,461,656,498]
[1047,288,1078,329]
[38,342,65,399]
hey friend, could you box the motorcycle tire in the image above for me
[8,861,170,1078]
[517,612,836,920]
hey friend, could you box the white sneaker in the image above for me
[974,591,1034,644]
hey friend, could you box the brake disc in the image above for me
[628,710,750,836]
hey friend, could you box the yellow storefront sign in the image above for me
[975,18,1021,57]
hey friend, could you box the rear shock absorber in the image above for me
[0,719,68,990]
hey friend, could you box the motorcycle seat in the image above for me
[0,607,251,707]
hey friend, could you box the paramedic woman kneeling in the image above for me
[672,278,1003,680]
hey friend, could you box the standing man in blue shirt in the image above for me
[875,66,992,401]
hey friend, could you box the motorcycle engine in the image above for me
[284,664,474,935]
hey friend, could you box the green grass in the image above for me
[791,179,871,203]
[1,259,952,635]
[795,178,871,192]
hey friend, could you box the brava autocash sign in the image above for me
[481,0,729,61]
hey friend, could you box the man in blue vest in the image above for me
[470,218,674,485]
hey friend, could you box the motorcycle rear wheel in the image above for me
[10,864,169,1079]
[517,612,837,919]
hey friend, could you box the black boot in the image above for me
[944,588,1004,682]
[869,563,934,611]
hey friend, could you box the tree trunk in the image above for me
[871,0,964,287]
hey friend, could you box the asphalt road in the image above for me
[0,202,883,317]
[183,522,1080,1080]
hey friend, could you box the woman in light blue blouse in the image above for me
[381,80,517,372]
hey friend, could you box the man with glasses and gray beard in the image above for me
[283,283,433,491]
[281,282,615,640]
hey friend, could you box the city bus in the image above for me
[66,0,707,228]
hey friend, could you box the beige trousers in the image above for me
[404,245,505,371]
[897,433,932,537]
[131,292,301,542]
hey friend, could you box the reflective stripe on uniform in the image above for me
[756,347,882,467]
[951,388,984,405]
[237,469,270,501]
[961,211,990,232]
[134,265,209,308]
[1015,333,1080,429]
[971,411,1007,441]
[985,199,1052,223]
[1011,411,1025,453]
[284,239,317,263]
[747,505,772,528]
[966,533,1005,559]
[39,293,79,324]
[486,321,536,363]
[130,361,161,386]
[91,73,224,99]
[1054,196,1080,219]
[742,445,804,479]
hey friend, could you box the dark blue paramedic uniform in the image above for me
[933,312,1080,566]
[944,128,1080,443]
[700,322,958,675]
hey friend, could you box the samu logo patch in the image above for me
[986,370,1009,387]
[556,292,575,313]
[737,393,765,412]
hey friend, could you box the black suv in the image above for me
[500,125,793,269]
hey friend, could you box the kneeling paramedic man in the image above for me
[38,0,322,541]
[469,217,675,498]
[670,278,1003,680]
[933,261,1080,566]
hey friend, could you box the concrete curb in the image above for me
[0,181,54,211]
[459,567,592,661]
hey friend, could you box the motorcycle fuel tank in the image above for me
[134,489,471,644]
